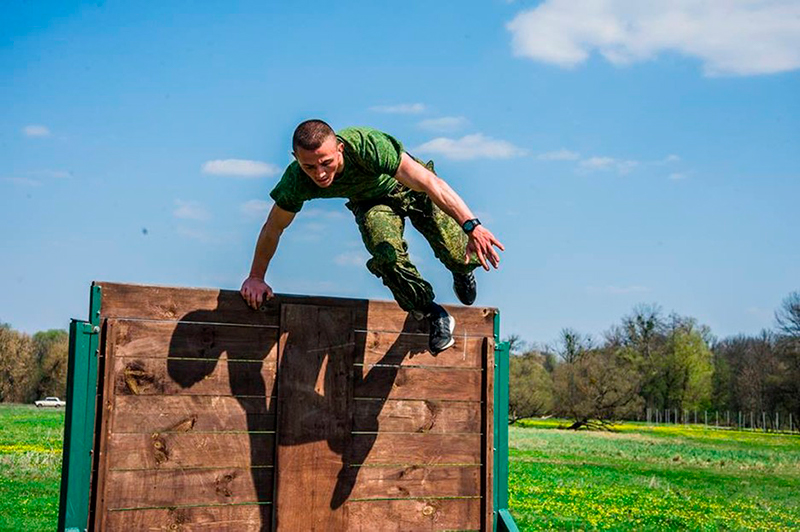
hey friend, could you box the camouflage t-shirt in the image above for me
[269,127,404,213]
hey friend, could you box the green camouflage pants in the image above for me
[345,161,478,312]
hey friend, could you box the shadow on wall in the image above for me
[165,294,424,529]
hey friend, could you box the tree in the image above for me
[555,328,592,364]
[34,329,69,399]
[0,327,38,403]
[665,318,714,411]
[509,352,553,423]
[552,346,643,429]
[775,291,800,337]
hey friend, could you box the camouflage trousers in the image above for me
[346,164,478,313]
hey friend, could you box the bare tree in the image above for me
[776,291,800,337]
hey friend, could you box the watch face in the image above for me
[464,219,480,232]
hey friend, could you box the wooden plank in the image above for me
[353,399,481,434]
[112,395,275,433]
[105,504,269,531]
[352,434,482,466]
[95,282,495,336]
[104,468,273,509]
[356,331,483,368]
[481,338,495,532]
[345,498,481,531]
[274,304,356,531]
[112,356,277,397]
[364,299,494,337]
[111,319,280,362]
[107,433,275,470]
[346,465,480,500]
[97,282,282,326]
[354,367,482,402]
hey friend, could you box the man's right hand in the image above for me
[240,276,274,309]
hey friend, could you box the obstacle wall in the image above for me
[59,282,504,531]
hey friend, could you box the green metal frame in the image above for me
[58,284,102,532]
[493,310,520,532]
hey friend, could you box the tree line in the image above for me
[0,322,69,403]
[508,291,800,429]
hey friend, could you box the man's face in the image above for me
[294,136,344,188]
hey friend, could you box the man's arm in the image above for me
[393,152,504,270]
[241,204,296,308]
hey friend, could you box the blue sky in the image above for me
[2,1,799,347]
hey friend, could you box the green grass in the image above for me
[2,406,799,531]
[0,404,64,532]
[509,419,800,530]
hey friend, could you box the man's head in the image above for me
[292,119,344,188]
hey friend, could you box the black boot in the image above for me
[452,271,477,306]
[426,302,455,354]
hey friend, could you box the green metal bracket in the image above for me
[493,310,519,532]
[58,284,102,532]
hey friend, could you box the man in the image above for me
[241,120,504,353]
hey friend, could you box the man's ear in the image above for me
[337,141,344,153]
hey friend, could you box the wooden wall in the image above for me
[89,283,495,531]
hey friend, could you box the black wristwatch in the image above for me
[462,218,481,234]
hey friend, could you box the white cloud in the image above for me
[176,226,219,243]
[173,200,210,221]
[662,154,681,164]
[241,199,271,219]
[334,251,368,267]
[413,134,527,161]
[669,172,689,180]
[202,159,280,177]
[418,116,469,133]
[537,149,581,161]
[579,156,638,175]
[369,103,427,114]
[3,177,42,187]
[507,0,800,76]
[23,125,51,138]
[32,169,72,179]
[587,285,650,295]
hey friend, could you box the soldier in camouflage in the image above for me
[241,120,504,353]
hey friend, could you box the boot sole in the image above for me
[431,316,456,354]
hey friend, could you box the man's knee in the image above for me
[366,241,402,272]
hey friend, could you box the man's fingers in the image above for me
[476,248,489,271]
[488,248,500,268]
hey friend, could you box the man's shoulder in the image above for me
[336,126,385,145]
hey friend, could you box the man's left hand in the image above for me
[465,226,505,270]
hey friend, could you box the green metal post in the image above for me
[493,310,519,532]
[58,285,102,532]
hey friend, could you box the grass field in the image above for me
[2,405,799,531]
[509,419,800,530]
[0,404,64,532]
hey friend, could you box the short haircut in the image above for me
[292,119,336,152]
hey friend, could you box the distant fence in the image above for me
[645,408,798,433]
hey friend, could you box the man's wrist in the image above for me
[461,218,481,234]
